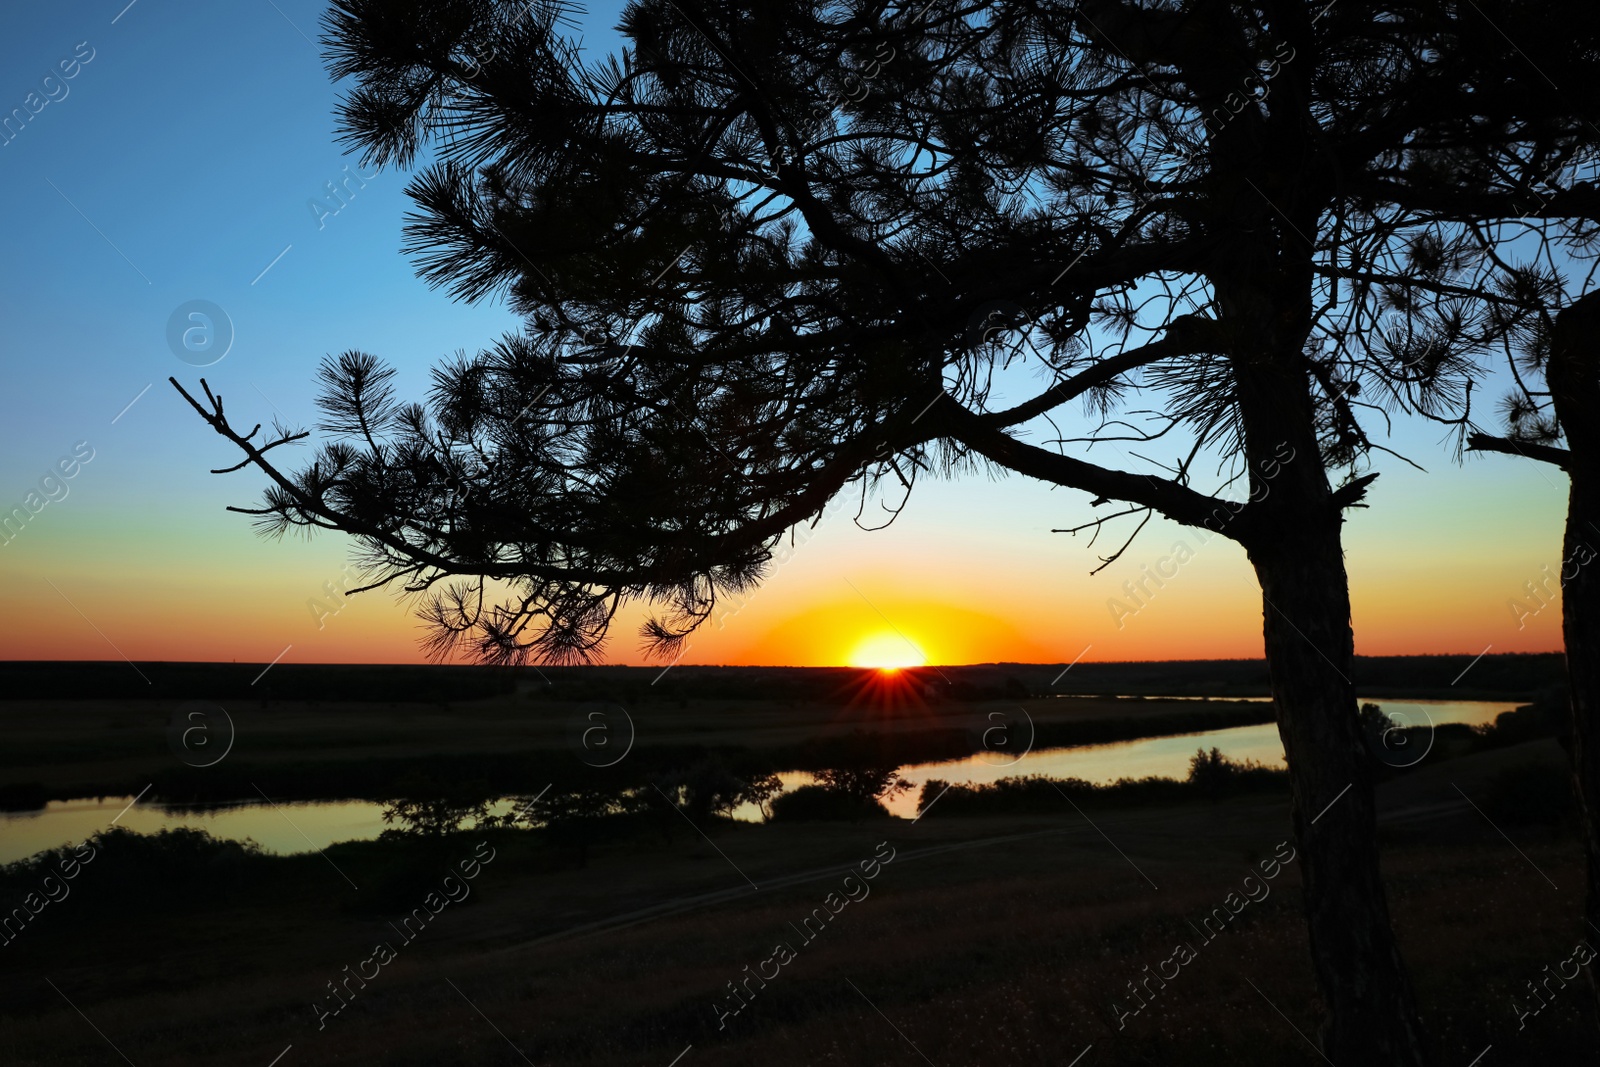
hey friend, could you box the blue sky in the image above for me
[0,1,1569,668]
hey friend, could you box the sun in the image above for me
[847,631,927,670]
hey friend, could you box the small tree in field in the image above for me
[741,772,784,822]
[520,784,638,868]
[379,774,493,839]
[813,764,912,808]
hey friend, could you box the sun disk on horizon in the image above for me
[848,632,927,670]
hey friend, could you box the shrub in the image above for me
[378,773,494,839]
[914,764,1291,820]
[811,764,911,806]
[1480,761,1576,826]
[0,827,265,914]
[1474,703,1566,749]
[770,784,888,822]
[741,773,783,821]
[1186,747,1283,799]
[343,844,487,915]
[917,775,1191,817]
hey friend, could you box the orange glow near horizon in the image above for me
[0,494,1570,667]
[847,632,927,670]
[0,571,1566,667]
[720,596,1065,668]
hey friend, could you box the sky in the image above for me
[0,1,1572,671]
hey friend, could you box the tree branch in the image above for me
[978,316,1211,428]
[934,393,1254,539]
[1465,431,1572,469]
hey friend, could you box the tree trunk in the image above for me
[1562,473,1600,1023]
[1220,259,1429,1060]
[1248,523,1429,1064]
[1546,291,1600,1023]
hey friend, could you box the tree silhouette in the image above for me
[813,762,912,807]
[1469,290,1600,1018]
[654,757,781,820]
[1321,14,1600,1015]
[169,1,1600,1059]
[518,783,643,868]
[378,773,494,839]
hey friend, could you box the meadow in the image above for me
[0,657,1587,1064]
[0,737,1588,1065]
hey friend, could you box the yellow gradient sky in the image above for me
[0,424,1567,668]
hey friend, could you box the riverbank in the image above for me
[1,692,1543,809]
[0,738,1588,1065]
[0,692,1286,805]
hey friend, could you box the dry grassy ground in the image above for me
[1,739,1593,1066]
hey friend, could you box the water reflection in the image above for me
[0,796,525,866]
[0,699,1521,863]
[734,699,1521,820]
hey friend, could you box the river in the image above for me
[0,698,1521,863]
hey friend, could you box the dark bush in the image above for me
[915,762,1291,820]
[769,784,888,822]
[683,759,743,820]
[917,775,1191,817]
[0,827,265,914]
[343,845,489,915]
[1480,762,1576,826]
[1475,702,1566,749]
[811,764,910,806]
[1186,747,1285,799]
[378,773,495,839]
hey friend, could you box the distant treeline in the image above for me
[0,653,1565,703]
[0,662,516,702]
[19,696,1567,809]
[1010,653,1566,699]
[12,702,1275,807]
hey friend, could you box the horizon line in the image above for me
[0,651,1565,670]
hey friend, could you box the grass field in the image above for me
[1,734,1592,1066]
[0,663,1586,1064]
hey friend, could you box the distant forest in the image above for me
[0,653,1564,704]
